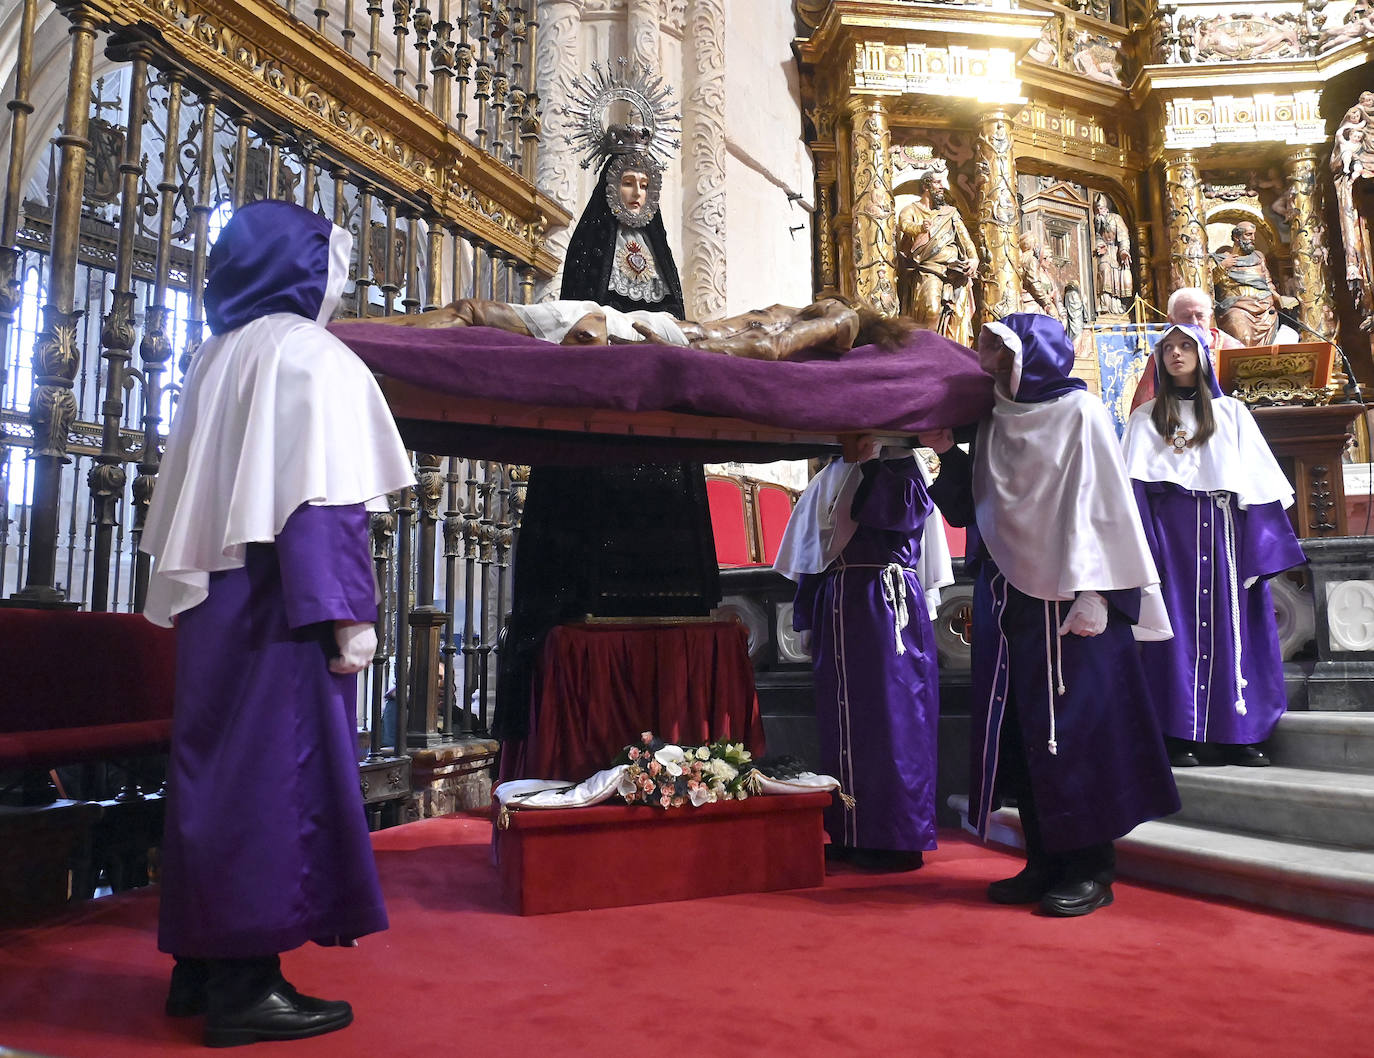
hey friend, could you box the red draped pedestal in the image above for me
[510,620,766,782]
[496,792,830,914]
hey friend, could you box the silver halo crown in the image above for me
[560,58,682,174]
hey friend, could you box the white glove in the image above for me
[330,621,377,674]
[1058,590,1107,637]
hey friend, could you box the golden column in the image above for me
[1163,151,1208,292]
[846,95,899,316]
[1283,147,1338,338]
[973,109,1021,324]
[1135,221,1157,310]
[12,0,102,605]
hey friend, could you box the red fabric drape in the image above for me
[516,621,765,782]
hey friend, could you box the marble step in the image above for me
[1170,765,1374,848]
[1266,711,1374,773]
[948,797,1374,929]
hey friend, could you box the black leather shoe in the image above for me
[1169,747,1201,767]
[1229,744,1271,767]
[987,864,1053,904]
[204,987,353,1048]
[1040,879,1114,917]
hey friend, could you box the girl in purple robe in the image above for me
[776,444,953,870]
[925,314,1179,917]
[141,201,414,1047]
[1121,323,1305,767]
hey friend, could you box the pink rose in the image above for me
[648,760,661,777]
[660,793,673,807]
[628,747,640,761]
[671,796,684,807]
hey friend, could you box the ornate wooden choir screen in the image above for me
[0,0,568,746]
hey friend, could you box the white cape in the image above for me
[974,387,1171,639]
[1121,397,1294,510]
[141,227,414,626]
[773,453,953,620]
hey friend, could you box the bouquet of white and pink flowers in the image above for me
[610,732,755,809]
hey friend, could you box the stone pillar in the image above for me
[627,0,660,71]
[532,0,586,297]
[1163,151,1208,293]
[682,0,727,317]
[974,108,1021,324]
[845,95,898,316]
[1284,147,1338,338]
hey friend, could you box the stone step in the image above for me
[947,796,1374,929]
[1171,765,1374,848]
[1267,711,1374,773]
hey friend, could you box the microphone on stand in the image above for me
[1275,310,1365,405]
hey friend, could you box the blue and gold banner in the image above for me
[1092,324,1167,436]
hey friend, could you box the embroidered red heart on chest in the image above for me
[623,239,648,275]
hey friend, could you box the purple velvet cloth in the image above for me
[1134,482,1306,745]
[329,321,994,463]
[158,502,387,959]
[792,458,940,853]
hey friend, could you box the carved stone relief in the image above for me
[1070,31,1124,85]
[1327,580,1374,651]
[682,0,727,317]
[1320,1,1374,52]
[1180,14,1304,62]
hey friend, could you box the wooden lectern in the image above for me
[1217,341,1366,538]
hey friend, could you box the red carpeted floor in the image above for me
[0,815,1368,1058]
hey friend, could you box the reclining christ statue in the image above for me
[375,295,914,361]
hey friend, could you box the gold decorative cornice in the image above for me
[106,0,569,274]
[796,1,1050,85]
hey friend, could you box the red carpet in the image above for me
[0,815,1368,1058]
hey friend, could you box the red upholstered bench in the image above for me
[495,791,831,915]
[0,608,176,773]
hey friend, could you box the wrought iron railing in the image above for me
[0,0,564,762]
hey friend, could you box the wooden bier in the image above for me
[376,376,914,461]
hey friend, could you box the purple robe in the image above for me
[158,502,387,958]
[793,459,940,852]
[1133,482,1306,744]
[931,447,1180,853]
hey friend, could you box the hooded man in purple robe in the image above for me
[141,200,414,1047]
[774,442,954,871]
[924,313,1180,917]
[1121,324,1306,766]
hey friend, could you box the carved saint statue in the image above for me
[1063,281,1089,341]
[1211,221,1280,346]
[1018,231,1065,321]
[1331,92,1374,313]
[895,162,979,347]
[1093,195,1134,315]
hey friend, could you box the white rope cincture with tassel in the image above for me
[1043,601,1065,756]
[879,562,910,657]
[1216,493,1248,716]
